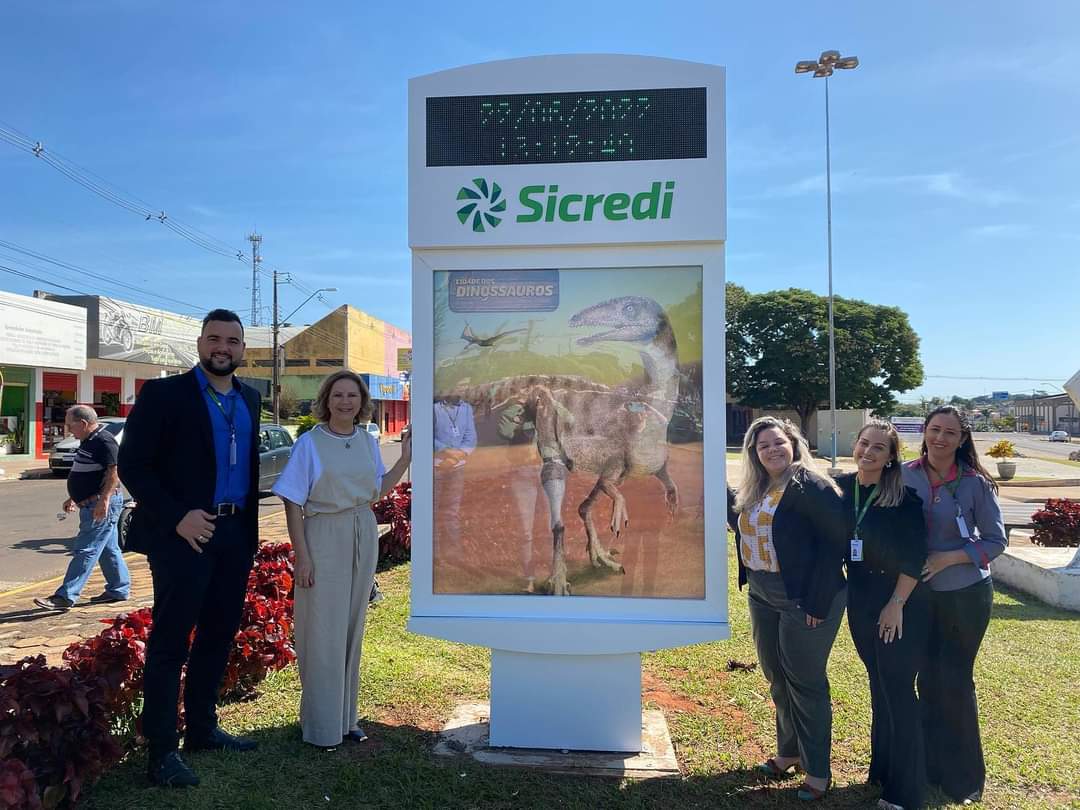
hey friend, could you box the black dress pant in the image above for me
[848,572,930,810]
[919,577,993,802]
[143,513,255,754]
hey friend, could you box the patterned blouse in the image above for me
[738,485,786,573]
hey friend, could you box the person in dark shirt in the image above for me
[33,405,130,610]
[119,309,262,788]
[838,420,929,810]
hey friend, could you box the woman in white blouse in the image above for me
[273,371,411,747]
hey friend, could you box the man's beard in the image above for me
[200,355,240,377]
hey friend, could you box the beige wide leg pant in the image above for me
[294,506,378,746]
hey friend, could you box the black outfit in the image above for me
[67,426,119,502]
[921,577,993,802]
[838,474,929,810]
[118,368,261,756]
[734,466,848,619]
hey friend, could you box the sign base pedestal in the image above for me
[489,650,641,752]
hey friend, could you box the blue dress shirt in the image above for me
[194,365,252,507]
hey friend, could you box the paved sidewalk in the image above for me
[0,457,53,482]
[0,512,291,666]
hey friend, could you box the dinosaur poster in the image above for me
[432,266,705,599]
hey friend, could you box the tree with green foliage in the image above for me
[726,287,923,434]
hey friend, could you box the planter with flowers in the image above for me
[986,439,1017,480]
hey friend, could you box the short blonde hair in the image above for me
[311,370,372,424]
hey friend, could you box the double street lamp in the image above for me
[795,50,859,473]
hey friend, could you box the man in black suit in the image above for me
[119,309,262,787]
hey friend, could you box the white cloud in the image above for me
[766,170,1018,206]
[967,224,1030,238]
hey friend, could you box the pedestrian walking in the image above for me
[273,371,412,748]
[733,416,847,802]
[33,405,130,611]
[118,308,262,788]
[839,420,929,810]
[902,405,1007,805]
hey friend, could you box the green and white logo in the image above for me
[456,178,506,232]
[456,179,677,232]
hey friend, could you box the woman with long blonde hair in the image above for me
[734,416,846,802]
[839,420,928,809]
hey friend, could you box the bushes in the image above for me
[0,657,120,809]
[294,415,318,437]
[2,544,298,809]
[1031,498,1080,547]
[373,482,412,564]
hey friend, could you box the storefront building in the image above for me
[0,290,87,460]
[244,304,411,436]
[37,294,201,458]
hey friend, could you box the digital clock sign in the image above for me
[426,87,706,167]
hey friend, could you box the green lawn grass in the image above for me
[81,548,1080,810]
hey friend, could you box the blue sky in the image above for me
[2,1,1077,401]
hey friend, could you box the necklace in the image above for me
[325,423,359,448]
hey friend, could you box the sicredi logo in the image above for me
[456,179,676,231]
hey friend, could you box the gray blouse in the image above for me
[901,459,1008,592]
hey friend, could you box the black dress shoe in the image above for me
[148,751,199,787]
[183,727,258,753]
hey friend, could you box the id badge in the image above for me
[956,513,971,539]
[229,433,238,467]
[850,536,863,562]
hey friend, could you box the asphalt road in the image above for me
[974,432,1077,460]
[0,440,404,595]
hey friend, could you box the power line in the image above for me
[1,121,342,318]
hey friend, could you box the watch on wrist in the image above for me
[891,596,906,605]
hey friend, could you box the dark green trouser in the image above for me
[747,570,846,780]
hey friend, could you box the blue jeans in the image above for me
[54,491,131,603]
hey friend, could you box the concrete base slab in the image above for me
[992,546,1080,611]
[433,702,680,779]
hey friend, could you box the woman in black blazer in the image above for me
[838,420,928,810]
[733,416,846,802]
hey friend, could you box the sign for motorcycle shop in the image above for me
[90,296,201,367]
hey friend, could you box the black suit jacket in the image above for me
[733,466,847,619]
[118,368,261,555]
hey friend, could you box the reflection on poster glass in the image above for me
[433,266,704,599]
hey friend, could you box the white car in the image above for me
[1049,430,1070,442]
[49,416,126,475]
[364,422,381,442]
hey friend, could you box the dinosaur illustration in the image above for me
[442,295,680,595]
[461,322,527,349]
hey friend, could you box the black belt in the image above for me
[212,502,245,516]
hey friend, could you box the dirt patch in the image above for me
[642,669,766,764]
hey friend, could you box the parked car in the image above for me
[119,424,294,549]
[257,424,295,492]
[49,417,126,476]
[1049,430,1071,442]
[364,422,381,442]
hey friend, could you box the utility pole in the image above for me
[248,232,262,327]
[272,265,280,425]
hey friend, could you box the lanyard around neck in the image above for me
[205,385,237,429]
[853,481,878,536]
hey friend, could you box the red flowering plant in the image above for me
[1031,498,1080,547]
[0,757,41,810]
[373,481,412,564]
[0,656,121,809]
[63,608,152,723]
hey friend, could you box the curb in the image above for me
[0,510,285,602]
[998,478,1080,488]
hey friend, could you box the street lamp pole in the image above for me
[796,50,859,473]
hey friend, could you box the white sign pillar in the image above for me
[408,55,727,752]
